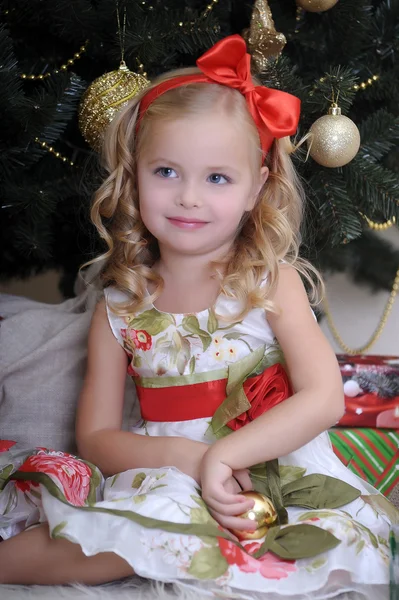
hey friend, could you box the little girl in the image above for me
[0,35,395,598]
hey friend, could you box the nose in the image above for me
[176,181,201,209]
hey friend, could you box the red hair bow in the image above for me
[138,35,301,155]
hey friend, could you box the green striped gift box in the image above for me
[329,428,399,496]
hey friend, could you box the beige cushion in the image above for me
[0,288,139,454]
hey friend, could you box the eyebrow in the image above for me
[147,158,180,168]
[146,158,241,176]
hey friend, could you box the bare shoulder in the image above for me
[91,296,112,330]
[271,263,312,314]
[89,298,125,349]
[267,264,342,396]
[86,297,128,383]
[76,298,128,449]
[267,264,317,335]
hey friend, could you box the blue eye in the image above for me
[155,167,177,178]
[208,173,230,185]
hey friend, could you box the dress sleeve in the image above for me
[103,287,130,348]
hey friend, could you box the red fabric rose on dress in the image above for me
[218,538,297,579]
[227,363,293,431]
[0,440,17,452]
[13,450,92,506]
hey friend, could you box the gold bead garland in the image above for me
[310,73,380,97]
[34,137,75,167]
[20,42,89,80]
[361,214,396,231]
[201,0,219,19]
[353,74,379,91]
[295,6,305,33]
[323,267,399,355]
[179,0,219,29]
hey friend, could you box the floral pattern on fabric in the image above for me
[120,306,272,379]
[13,450,93,506]
[217,538,297,579]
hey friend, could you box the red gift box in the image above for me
[337,354,399,429]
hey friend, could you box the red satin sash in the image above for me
[136,364,291,422]
[136,379,227,422]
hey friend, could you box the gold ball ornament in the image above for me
[230,491,278,541]
[79,62,149,152]
[296,0,339,12]
[308,104,360,168]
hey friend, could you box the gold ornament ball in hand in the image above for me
[230,491,277,541]
[296,0,339,12]
[308,105,360,168]
[79,62,149,152]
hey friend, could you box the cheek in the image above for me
[139,194,160,230]
[212,189,252,222]
[137,173,163,213]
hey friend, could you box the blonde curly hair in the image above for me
[83,66,323,320]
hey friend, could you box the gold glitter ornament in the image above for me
[230,491,278,541]
[242,0,287,73]
[308,104,360,168]
[78,62,149,152]
[296,0,339,12]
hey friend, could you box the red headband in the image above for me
[137,35,301,156]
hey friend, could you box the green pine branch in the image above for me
[123,7,220,68]
[308,169,363,245]
[357,109,399,162]
[304,66,358,117]
[344,159,399,221]
[318,230,399,293]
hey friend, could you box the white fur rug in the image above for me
[0,579,389,600]
[0,578,208,599]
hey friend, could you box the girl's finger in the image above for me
[205,497,255,517]
[209,510,258,533]
[204,484,253,507]
[233,469,253,492]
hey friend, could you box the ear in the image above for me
[259,166,269,188]
[246,166,269,211]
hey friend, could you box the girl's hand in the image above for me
[200,452,257,533]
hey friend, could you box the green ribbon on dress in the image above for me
[11,470,341,561]
[211,344,266,436]
[265,459,288,525]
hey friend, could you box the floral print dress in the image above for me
[0,286,396,599]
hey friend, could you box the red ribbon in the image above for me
[136,363,291,423]
[137,35,301,155]
[137,379,227,422]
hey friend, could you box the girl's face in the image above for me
[137,110,268,261]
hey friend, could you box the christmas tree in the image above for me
[0,0,398,298]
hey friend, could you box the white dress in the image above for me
[0,286,395,599]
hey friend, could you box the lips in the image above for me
[168,217,207,223]
[167,216,209,229]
